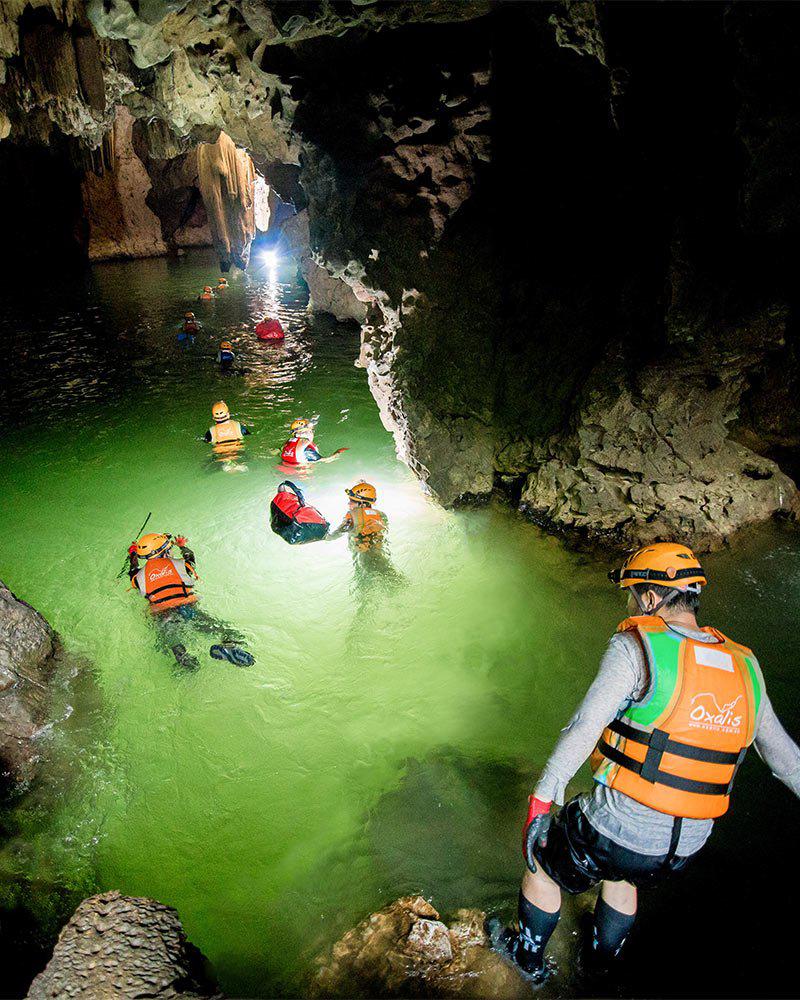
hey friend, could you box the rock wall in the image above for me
[27,891,222,999]
[0,580,57,795]
[82,106,167,260]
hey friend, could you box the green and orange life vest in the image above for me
[591,616,764,819]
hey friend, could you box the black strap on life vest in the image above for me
[147,581,192,606]
[599,718,747,797]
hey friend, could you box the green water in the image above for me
[1,250,799,998]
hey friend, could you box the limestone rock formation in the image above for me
[520,353,798,551]
[27,891,222,1000]
[82,106,167,260]
[196,131,257,270]
[313,896,529,999]
[0,579,57,794]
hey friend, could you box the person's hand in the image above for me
[128,544,138,556]
[175,536,188,547]
[522,796,552,874]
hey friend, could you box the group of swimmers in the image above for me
[127,288,388,671]
[176,275,285,366]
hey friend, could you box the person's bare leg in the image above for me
[591,880,637,965]
[522,865,562,912]
[600,878,636,914]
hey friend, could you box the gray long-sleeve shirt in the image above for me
[534,624,800,857]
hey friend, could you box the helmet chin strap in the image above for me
[633,586,681,617]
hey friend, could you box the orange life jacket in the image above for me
[199,292,213,301]
[591,616,763,819]
[350,505,386,552]
[209,419,243,445]
[141,557,197,614]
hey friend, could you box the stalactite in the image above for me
[196,131,257,270]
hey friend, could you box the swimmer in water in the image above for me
[216,340,235,372]
[177,311,201,346]
[217,277,229,291]
[204,399,250,454]
[126,532,255,668]
[328,481,388,554]
[494,542,800,982]
[198,285,214,302]
[280,418,347,467]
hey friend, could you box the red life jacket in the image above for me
[141,557,197,614]
[256,319,285,341]
[183,320,199,334]
[281,438,317,465]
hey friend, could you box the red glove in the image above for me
[522,796,552,874]
[175,536,187,547]
[128,544,138,556]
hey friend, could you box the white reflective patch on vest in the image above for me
[695,646,734,672]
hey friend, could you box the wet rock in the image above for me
[0,579,57,794]
[82,106,167,260]
[521,349,799,552]
[196,130,258,270]
[27,891,223,1000]
[313,896,529,999]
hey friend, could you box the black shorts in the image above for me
[534,798,694,893]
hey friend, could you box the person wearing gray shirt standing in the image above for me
[495,542,800,981]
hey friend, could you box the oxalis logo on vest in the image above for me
[689,693,743,730]
[147,565,173,582]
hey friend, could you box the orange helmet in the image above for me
[212,400,230,423]
[346,481,376,504]
[136,532,171,559]
[184,311,195,319]
[220,340,233,351]
[290,418,310,432]
[218,277,228,284]
[203,285,212,293]
[610,542,707,590]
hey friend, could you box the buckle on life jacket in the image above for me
[600,718,745,797]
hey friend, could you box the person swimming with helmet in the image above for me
[280,418,347,467]
[177,311,201,346]
[216,340,235,372]
[204,401,250,462]
[198,285,214,302]
[217,277,229,291]
[328,482,388,553]
[126,531,255,669]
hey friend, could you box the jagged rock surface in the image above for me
[27,891,222,1000]
[0,580,57,794]
[521,352,798,550]
[82,106,167,260]
[313,896,529,999]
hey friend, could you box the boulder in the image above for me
[0,579,57,794]
[27,891,223,1000]
[520,350,799,552]
[313,896,530,999]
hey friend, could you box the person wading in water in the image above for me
[495,542,800,980]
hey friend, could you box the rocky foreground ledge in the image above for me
[312,896,530,999]
[0,579,60,794]
[26,892,222,1000]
